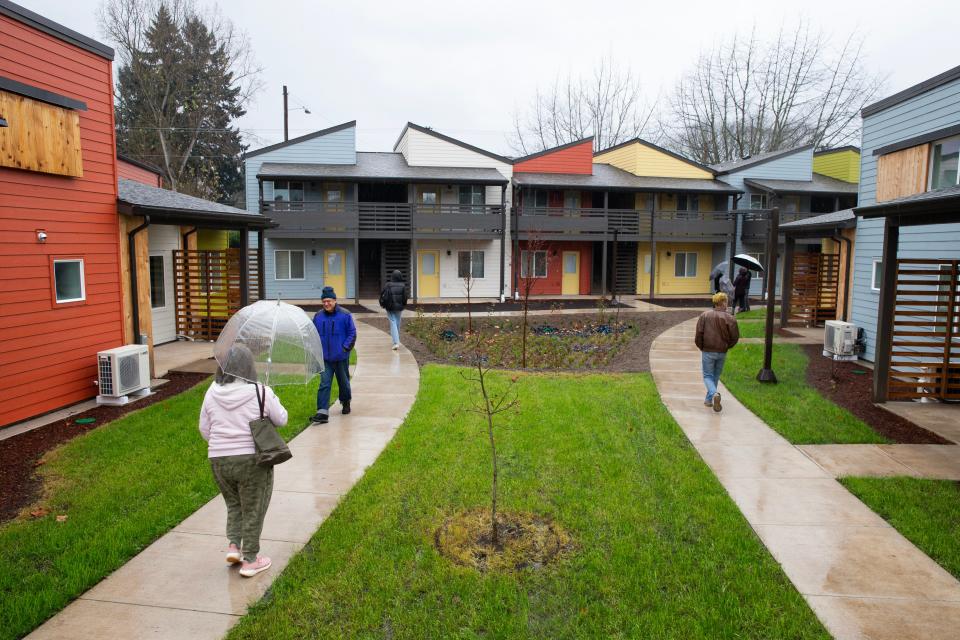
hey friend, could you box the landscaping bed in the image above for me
[404,298,629,314]
[0,372,209,524]
[227,367,828,639]
[800,344,950,444]
[365,310,699,372]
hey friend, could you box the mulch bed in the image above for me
[362,310,699,373]
[0,372,210,524]
[406,299,628,313]
[651,297,775,309]
[801,344,951,444]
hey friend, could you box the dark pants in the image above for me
[210,454,273,563]
[316,358,351,416]
[734,293,749,312]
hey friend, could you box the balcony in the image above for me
[517,207,735,241]
[261,201,504,238]
[740,210,823,242]
[653,210,735,241]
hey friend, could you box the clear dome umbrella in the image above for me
[214,300,324,386]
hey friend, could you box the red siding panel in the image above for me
[117,159,162,186]
[513,241,594,295]
[0,14,122,428]
[513,140,595,175]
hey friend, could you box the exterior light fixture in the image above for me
[0,117,7,127]
[36,229,47,243]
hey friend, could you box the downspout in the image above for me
[832,232,853,322]
[128,215,151,345]
[182,226,198,249]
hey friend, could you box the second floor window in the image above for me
[750,194,767,209]
[930,136,960,190]
[420,189,438,206]
[459,186,485,206]
[677,194,700,212]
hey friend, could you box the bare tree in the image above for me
[460,335,518,548]
[517,235,546,369]
[461,254,475,335]
[663,21,885,164]
[99,0,262,199]
[510,55,658,154]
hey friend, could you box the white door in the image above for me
[148,225,179,344]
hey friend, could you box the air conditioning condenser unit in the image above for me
[97,344,151,405]
[823,320,857,359]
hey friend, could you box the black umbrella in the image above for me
[733,254,764,272]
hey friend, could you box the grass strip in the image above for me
[721,343,888,444]
[228,366,828,639]
[842,477,960,580]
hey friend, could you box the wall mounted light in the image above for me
[446,250,451,256]
[36,229,47,243]
[311,249,316,256]
[0,117,8,127]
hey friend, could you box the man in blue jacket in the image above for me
[311,286,357,424]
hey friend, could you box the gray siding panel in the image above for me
[851,75,960,361]
[262,238,356,300]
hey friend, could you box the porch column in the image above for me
[354,235,360,305]
[500,184,507,300]
[758,207,780,383]
[873,217,900,403]
[780,235,795,328]
[257,231,265,299]
[240,227,250,307]
[411,237,418,303]
[648,195,657,301]
[728,209,737,283]
[513,192,520,298]
[601,191,608,297]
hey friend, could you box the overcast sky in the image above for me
[21,0,958,156]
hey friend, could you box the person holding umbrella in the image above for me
[733,267,751,313]
[311,286,357,424]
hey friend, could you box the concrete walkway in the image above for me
[650,318,960,640]
[27,322,418,640]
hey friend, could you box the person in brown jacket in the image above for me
[695,292,740,412]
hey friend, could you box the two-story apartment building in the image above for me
[245,122,511,301]
[849,65,960,402]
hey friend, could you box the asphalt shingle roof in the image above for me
[514,163,740,193]
[710,144,814,174]
[779,208,856,230]
[258,152,508,184]
[118,179,258,216]
[745,173,859,195]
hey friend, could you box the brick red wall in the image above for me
[117,159,161,187]
[513,139,594,175]
[0,14,121,427]
[514,241,593,295]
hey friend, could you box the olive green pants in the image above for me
[210,454,273,562]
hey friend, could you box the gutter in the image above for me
[128,216,151,344]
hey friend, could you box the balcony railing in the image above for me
[260,201,504,236]
[741,210,822,240]
[517,207,734,239]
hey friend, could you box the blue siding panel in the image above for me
[851,75,960,361]
[261,238,356,300]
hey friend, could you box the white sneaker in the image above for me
[392,344,399,351]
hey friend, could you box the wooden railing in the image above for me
[261,201,504,235]
[517,207,734,239]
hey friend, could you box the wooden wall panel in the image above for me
[0,91,83,176]
[876,145,929,202]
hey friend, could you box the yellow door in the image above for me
[418,250,440,298]
[638,251,652,295]
[561,251,580,295]
[324,250,346,298]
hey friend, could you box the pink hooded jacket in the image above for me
[199,382,289,458]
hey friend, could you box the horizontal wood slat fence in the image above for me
[788,253,840,326]
[174,249,250,341]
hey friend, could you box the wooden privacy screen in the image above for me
[789,253,840,326]
[876,145,929,203]
[887,259,960,402]
[173,249,260,341]
[0,90,83,177]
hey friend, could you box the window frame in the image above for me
[674,252,698,278]
[520,250,547,279]
[457,250,485,279]
[928,135,960,191]
[274,249,306,281]
[871,259,882,292]
[149,254,166,309]
[51,257,86,305]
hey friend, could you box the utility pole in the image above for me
[283,85,289,142]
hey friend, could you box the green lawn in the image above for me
[842,477,960,580]
[736,319,768,338]
[734,306,779,320]
[721,343,888,444]
[227,367,827,639]
[0,375,333,640]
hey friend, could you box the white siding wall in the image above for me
[398,127,513,298]
[417,239,503,298]
[147,225,181,344]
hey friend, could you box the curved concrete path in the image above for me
[650,318,960,640]
[28,322,418,640]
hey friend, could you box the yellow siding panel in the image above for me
[594,144,638,174]
[634,144,713,179]
[198,229,230,250]
[813,150,860,183]
[635,242,714,295]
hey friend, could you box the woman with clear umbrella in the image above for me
[200,300,325,578]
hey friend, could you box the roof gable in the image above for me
[594,139,715,179]
[711,144,814,175]
[512,138,594,175]
[244,120,356,160]
[393,122,512,165]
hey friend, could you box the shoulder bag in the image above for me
[248,383,292,467]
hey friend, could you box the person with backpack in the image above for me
[311,286,356,424]
[379,269,408,351]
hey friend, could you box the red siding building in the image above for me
[512,138,594,175]
[0,1,122,427]
[117,155,162,187]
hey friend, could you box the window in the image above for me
[149,255,165,308]
[749,194,767,209]
[674,252,698,278]
[564,191,580,210]
[53,259,85,303]
[643,254,652,274]
[677,194,700,212]
[458,250,485,278]
[275,250,305,280]
[871,260,882,291]
[520,250,547,278]
[747,253,765,270]
[420,189,438,205]
[533,189,549,209]
[326,189,342,202]
[459,186,485,206]
[930,136,960,190]
[273,180,304,210]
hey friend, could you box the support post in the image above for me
[500,184,506,301]
[873,218,900,403]
[601,191,608,297]
[648,195,657,302]
[240,227,249,307]
[257,231,265,299]
[354,235,360,305]
[411,237,418,303]
[780,235,795,328]
[611,228,619,299]
[757,207,780,383]
[512,193,520,298]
